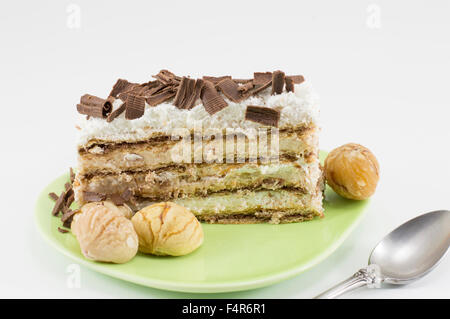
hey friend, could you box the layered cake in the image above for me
[73,70,324,224]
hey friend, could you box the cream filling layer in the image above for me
[77,128,319,175]
[172,189,324,216]
[76,160,323,201]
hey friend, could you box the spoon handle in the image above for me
[314,265,382,299]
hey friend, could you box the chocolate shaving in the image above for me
[287,75,305,84]
[145,83,170,97]
[153,70,180,85]
[184,79,204,109]
[144,80,162,90]
[64,188,74,205]
[83,191,106,202]
[48,169,77,230]
[253,72,272,86]
[61,209,76,224]
[62,221,71,229]
[108,189,133,206]
[245,105,280,127]
[284,75,304,92]
[63,209,80,228]
[249,72,273,95]
[50,168,75,217]
[173,77,196,109]
[173,78,204,109]
[182,78,196,107]
[104,96,115,110]
[77,94,112,118]
[125,95,145,120]
[80,95,111,112]
[285,77,294,92]
[69,168,75,183]
[61,204,70,215]
[107,102,126,122]
[202,76,232,84]
[109,79,137,98]
[119,85,148,102]
[146,90,176,106]
[200,81,228,115]
[51,191,66,216]
[271,70,285,95]
[62,217,74,228]
[76,103,101,118]
[65,192,75,208]
[58,227,69,234]
[118,93,128,102]
[49,192,59,201]
[238,81,254,93]
[216,78,243,102]
[139,82,164,98]
[251,80,272,95]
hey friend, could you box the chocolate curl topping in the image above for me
[285,77,295,92]
[253,72,272,86]
[104,96,115,110]
[125,95,145,120]
[48,192,59,201]
[250,72,272,95]
[184,79,204,109]
[216,78,243,102]
[49,167,76,219]
[58,227,69,233]
[107,102,126,122]
[51,191,66,216]
[153,69,180,85]
[146,83,166,97]
[287,75,305,84]
[119,84,149,102]
[77,94,112,118]
[200,81,228,115]
[109,79,137,98]
[173,77,196,109]
[146,90,176,106]
[245,105,280,127]
[83,191,106,202]
[238,81,254,93]
[271,70,285,95]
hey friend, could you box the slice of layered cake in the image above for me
[73,70,324,224]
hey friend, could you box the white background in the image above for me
[0,0,449,298]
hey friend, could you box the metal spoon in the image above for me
[315,210,450,299]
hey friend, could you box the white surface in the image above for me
[0,0,449,298]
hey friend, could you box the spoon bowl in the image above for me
[369,210,450,284]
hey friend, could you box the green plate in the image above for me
[35,152,369,293]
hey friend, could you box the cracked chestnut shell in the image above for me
[324,143,380,200]
[131,202,203,256]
